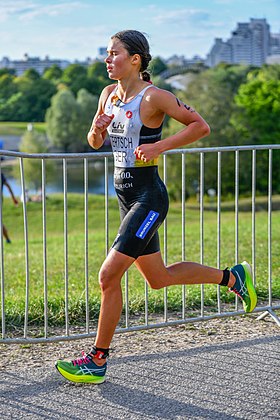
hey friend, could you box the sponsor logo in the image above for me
[126,110,133,119]
[114,171,134,180]
[116,182,133,189]
[136,211,159,239]
[112,121,125,134]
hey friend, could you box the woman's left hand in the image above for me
[134,143,161,163]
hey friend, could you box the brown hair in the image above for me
[111,30,152,82]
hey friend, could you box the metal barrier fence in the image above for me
[1,145,280,344]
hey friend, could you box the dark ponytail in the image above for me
[141,70,151,82]
[112,30,152,81]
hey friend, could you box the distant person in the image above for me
[1,172,18,243]
[31,188,43,202]
[56,30,257,384]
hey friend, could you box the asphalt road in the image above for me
[1,333,279,420]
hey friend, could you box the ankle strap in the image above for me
[91,346,110,360]
[220,268,230,286]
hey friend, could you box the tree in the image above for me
[87,62,108,79]
[0,92,25,121]
[45,88,99,153]
[0,73,17,100]
[9,70,57,121]
[87,62,110,96]
[233,65,280,144]
[0,68,16,77]
[46,89,81,152]
[61,64,88,95]
[14,129,54,191]
[22,68,40,81]
[232,64,280,193]
[76,89,98,151]
[43,64,63,84]
[150,57,167,76]
[0,73,18,121]
[161,64,253,198]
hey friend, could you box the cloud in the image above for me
[152,8,211,26]
[0,0,85,22]
[0,24,113,60]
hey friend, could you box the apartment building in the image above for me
[206,18,279,67]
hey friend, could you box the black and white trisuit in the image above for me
[105,85,169,258]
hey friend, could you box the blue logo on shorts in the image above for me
[136,210,159,239]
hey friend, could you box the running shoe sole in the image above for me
[55,363,106,384]
[240,261,257,313]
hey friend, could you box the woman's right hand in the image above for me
[91,113,114,135]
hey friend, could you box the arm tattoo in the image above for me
[176,97,195,113]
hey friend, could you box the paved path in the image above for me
[1,333,279,419]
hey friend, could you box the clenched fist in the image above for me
[91,113,114,134]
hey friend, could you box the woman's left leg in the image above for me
[134,251,236,288]
[135,251,257,313]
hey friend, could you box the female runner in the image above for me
[56,30,257,383]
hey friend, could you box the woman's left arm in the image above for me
[134,89,210,162]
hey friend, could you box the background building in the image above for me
[206,18,280,67]
[0,54,97,76]
[0,54,72,75]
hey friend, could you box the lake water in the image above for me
[2,159,116,198]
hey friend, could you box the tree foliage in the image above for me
[14,129,55,191]
[43,64,63,84]
[0,61,109,122]
[150,57,167,76]
[232,64,280,193]
[76,88,99,151]
[163,63,280,197]
[0,69,56,121]
[233,65,280,144]
[45,88,98,152]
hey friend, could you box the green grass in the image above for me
[1,193,280,331]
[0,121,46,136]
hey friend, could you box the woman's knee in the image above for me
[98,264,123,293]
[149,281,162,290]
[145,275,165,290]
[98,268,112,292]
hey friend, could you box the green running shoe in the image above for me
[56,350,107,384]
[229,261,257,313]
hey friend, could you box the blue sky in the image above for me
[1,0,280,61]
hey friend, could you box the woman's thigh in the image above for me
[134,251,168,288]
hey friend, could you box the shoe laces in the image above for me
[72,351,93,366]
[230,287,243,299]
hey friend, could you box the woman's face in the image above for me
[105,38,137,80]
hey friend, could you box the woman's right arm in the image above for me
[87,85,115,150]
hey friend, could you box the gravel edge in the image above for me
[1,312,279,369]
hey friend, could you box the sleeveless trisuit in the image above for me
[105,85,169,258]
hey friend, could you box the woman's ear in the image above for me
[131,54,141,66]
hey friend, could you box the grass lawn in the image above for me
[0,121,46,136]
[1,193,279,331]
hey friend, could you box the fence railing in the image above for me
[1,144,280,344]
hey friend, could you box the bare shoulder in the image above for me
[99,83,117,111]
[104,83,117,94]
[100,84,116,100]
[146,86,176,106]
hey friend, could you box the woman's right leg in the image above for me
[55,248,135,383]
[94,248,135,350]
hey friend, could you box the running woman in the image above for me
[56,30,257,384]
